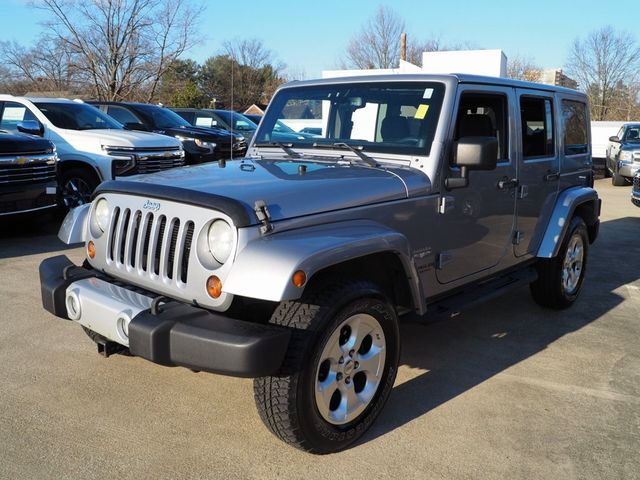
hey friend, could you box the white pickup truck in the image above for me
[0,96,184,207]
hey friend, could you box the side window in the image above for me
[562,100,588,155]
[0,102,38,131]
[520,96,554,158]
[106,105,140,125]
[455,93,508,160]
[616,127,624,140]
[624,126,640,141]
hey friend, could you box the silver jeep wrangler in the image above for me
[40,74,600,454]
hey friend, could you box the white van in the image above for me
[0,96,184,207]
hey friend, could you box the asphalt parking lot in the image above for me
[0,178,638,480]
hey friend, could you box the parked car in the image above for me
[40,74,600,454]
[244,114,320,142]
[606,123,640,185]
[0,96,184,208]
[632,172,640,207]
[0,129,58,216]
[172,108,258,142]
[90,102,247,164]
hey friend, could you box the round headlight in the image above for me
[207,220,233,264]
[94,198,110,233]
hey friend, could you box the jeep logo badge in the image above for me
[142,200,161,212]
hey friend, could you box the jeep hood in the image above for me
[95,158,431,226]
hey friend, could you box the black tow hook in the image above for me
[96,338,127,358]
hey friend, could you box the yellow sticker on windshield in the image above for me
[415,104,429,120]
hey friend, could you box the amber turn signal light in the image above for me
[292,270,307,288]
[87,241,96,259]
[206,275,223,298]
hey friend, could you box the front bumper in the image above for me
[0,180,57,216]
[39,255,290,377]
[618,162,640,179]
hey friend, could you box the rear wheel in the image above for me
[253,279,400,454]
[530,216,589,309]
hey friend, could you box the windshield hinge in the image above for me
[254,200,273,235]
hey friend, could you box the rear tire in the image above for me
[530,216,589,309]
[253,279,400,454]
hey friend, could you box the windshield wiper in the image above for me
[312,142,377,167]
[254,142,302,158]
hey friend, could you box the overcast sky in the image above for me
[2,0,637,78]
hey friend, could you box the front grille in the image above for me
[105,147,185,176]
[0,157,56,186]
[633,175,640,191]
[107,206,195,284]
[136,150,185,174]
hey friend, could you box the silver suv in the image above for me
[40,74,600,454]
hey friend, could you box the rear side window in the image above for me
[562,100,588,155]
[520,96,554,158]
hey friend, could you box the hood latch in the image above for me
[254,200,273,235]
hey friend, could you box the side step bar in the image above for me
[421,266,538,322]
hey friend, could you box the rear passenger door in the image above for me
[514,90,559,256]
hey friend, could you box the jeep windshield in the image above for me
[35,102,122,130]
[255,81,445,157]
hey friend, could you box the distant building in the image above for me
[539,69,578,89]
[244,104,268,115]
[324,50,507,79]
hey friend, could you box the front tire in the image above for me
[253,279,400,454]
[61,167,99,209]
[530,216,589,309]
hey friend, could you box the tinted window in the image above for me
[106,105,141,125]
[455,93,508,160]
[562,100,588,155]
[257,82,445,156]
[0,102,38,131]
[520,96,554,158]
[133,104,192,129]
[35,102,121,130]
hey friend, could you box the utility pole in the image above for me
[400,32,407,62]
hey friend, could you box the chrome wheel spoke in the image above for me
[356,345,384,378]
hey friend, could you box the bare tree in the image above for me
[0,38,79,93]
[507,55,542,82]
[566,26,640,120]
[32,0,203,101]
[344,6,405,69]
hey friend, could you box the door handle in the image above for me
[544,172,560,181]
[497,178,519,190]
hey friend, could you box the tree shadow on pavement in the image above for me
[362,216,640,445]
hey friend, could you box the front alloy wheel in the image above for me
[315,313,386,425]
[254,279,400,454]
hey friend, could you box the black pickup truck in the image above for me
[0,129,58,216]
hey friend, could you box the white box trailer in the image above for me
[591,121,625,159]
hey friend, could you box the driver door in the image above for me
[436,85,518,284]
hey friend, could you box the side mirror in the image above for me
[446,136,498,189]
[609,136,620,142]
[17,120,44,136]
[124,122,149,132]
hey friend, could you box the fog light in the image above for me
[87,240,96,259]
[206,275,222,298]
[66,291,81,320]
[292,270,307,288]
[116,314,130,340]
